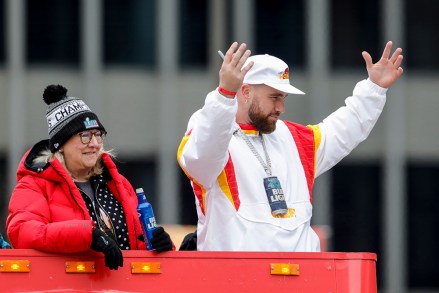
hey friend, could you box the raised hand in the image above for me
[218,42,253,97]
[362,41,404,88]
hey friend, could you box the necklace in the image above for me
[234,128,289,215]
[235,128,272,176]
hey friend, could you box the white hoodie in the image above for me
[178,79,387,251]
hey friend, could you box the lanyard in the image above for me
[235,128,272,176]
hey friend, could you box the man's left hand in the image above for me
[362,41,404,88]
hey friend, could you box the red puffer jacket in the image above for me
[7,140,147,252]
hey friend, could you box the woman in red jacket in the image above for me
[7,84,173,270]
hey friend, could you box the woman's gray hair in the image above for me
[33,146,115,180]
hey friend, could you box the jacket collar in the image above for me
[237,123,259,136]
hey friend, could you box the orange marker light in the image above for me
[131,262,161,274]
[270,263,300,276]
[65,261,96,273]
[0,260,30,273]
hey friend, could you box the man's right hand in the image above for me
[218,42,254,98]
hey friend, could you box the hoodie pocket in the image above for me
[237,200,312,231]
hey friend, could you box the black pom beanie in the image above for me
[43,84,106,152]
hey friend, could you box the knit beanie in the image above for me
[43,84,106,152]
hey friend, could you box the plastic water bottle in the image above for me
[136,188,157,250]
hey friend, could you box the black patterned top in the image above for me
[76,175,131,250]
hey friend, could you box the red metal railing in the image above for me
[0,249,377,292]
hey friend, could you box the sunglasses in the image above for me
[77,130,106,145]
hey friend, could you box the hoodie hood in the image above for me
[23,140,51,171]
[17,139,70,184]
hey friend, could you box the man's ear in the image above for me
[241,84,251,98]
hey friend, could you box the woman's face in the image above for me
[61,129,105,179]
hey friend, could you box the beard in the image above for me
[248,101,279,134]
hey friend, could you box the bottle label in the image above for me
[147,217,157,230]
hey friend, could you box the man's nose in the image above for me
[275,99,285,113]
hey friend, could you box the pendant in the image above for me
[264,176,288,215]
